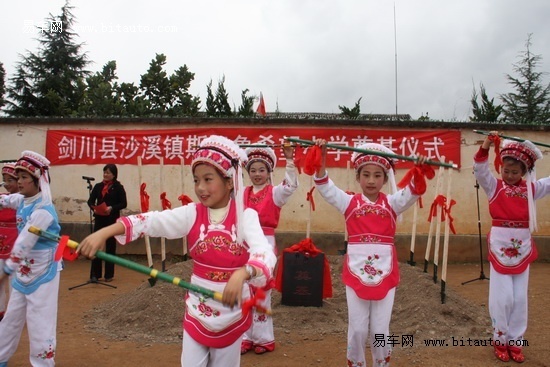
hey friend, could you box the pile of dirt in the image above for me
[85,256,492,347]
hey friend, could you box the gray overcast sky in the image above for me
[2,0,549,121]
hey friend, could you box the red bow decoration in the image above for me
[489,135,502,173]
[397,163,435,195]
[54,235,78,261]
[303,146,322,176]
[427,195,457,235]
[241,287,269,316]
[160,192,172,210]
[306,186,316,211]
[140,183,150,213]
[178,194,193,206]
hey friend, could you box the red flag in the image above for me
[256,92,266,116]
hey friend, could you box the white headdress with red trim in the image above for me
[192,135,248,241]
[500,139,543,232]
[351,143,398,196]
[1,162,17,179]
[15,150,52,205]
[245,145,277,184]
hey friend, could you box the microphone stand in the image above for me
[462,180,489,285]
[69,177,117,290]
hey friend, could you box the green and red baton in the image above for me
[284,137,459,169]
[28,226,269,315]
[473,130,550,148]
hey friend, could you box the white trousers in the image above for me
[489,264,529,345]
[346,286,395,367]
[242,287,274,347]
[0,272,60,367]
[181,330,241,367]
[0,260,10,313]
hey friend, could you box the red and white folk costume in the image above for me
[241,146,298,354]
[113,136,276,367]
[0,151,61,367]
[314,144,425,367]
[474,139,550,354]
[0,163,18,318]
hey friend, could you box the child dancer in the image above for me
[241,143,298,355]
[0,151,61,367]
[0,163,19,321]
[78,135,277,367]
[312,139,428,367]
[474,131,550,363]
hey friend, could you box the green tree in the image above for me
[140,53,171,116]
[500,34,550,125]
[6,1,90,116]
[116,82,147,117]
[79,60,121,117]
[470,83,503,122]
[338,97,362,119]
[237,89,255,117]
[169,65,200,116]
[205,80,217,116]
[215,76,232,117]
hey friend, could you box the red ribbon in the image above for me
[427,195,457,234]
[306,186,316,211]
[241,287,268,316]
[303,146,322,176]
[178,194,193,206]
[160,192,172,210]
[140,183,150,213]
[489,135,502,173]
[55,235,78,261]
[397,163,435,195]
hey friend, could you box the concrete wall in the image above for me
[2,118,549,261]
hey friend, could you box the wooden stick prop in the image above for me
[473,130,550,148]
[306,176,314,238]
[432,166,445,284]
[27,226,271,315]
[138,156,156,287]
[160,157,167,272]
[441,162,453,304]
[339,160,351,255]
[180,157,189,261]
[424,164,445,273]
[284,137,458,169]
[407,200,419,266]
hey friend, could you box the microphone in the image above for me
[82,176,95,181]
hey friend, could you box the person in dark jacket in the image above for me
[87,164,127,282]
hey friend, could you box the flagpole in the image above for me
[394,2,398,116]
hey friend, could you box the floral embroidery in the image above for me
[247,188,268,205]
[347,359,364,367]
[0,235,9,252]
[205,271,231,281]
[500,221,526,228]
[500,238,522,258]
[355,205,387,218]
[255,313,268,323]
[193,235,244,256]
[193,297,221,318]
[359,234,381,243]
[360,255,383,279]
[37,344,55,360]
[18,258,35,277]
[375,355,391,367]
[504,185,527,199]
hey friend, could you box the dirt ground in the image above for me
[10,255,550,367]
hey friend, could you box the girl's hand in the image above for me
[77,231,107,259]
[222,267,248,308]
[282,143,294,159]
[482,131,498,149]
[415,154,428,165]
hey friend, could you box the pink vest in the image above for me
[0,194,17,260]
[343,193,399,300]
[244,185,281,236]
[184,200,253,347]
[487,180,537,274]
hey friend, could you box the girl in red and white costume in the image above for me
[0,162,19,321]
[474,132,550,363]
[78,135,276,367]
[312,139,427,367]
[241,143,298,355]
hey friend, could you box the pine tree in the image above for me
[500,34,550,125]
[215,76,232,117]
[469,83,503,122]
[338,97,362,119]
[140,53,171,116]
[6,1,90,116]
[237,89,255,117]
[205,80,216,116]
[169,64,200,116]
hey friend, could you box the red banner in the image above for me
[46,128,461,169]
